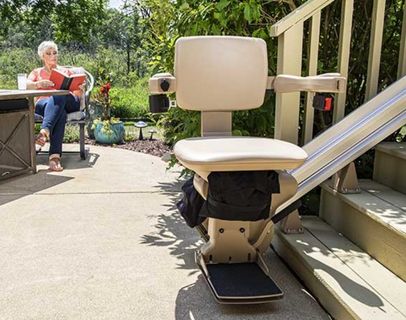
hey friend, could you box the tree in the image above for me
[0,0,108,45]
[96,8,143,75]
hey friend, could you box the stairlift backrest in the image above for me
[174,36,268,111]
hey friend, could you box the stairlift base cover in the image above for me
[199,170,280,221]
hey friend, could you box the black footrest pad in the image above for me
[207,263,282,299]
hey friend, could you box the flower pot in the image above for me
[94,121,125,144]
[86,103,104,139]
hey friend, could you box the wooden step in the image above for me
[272,216,406,320]
[374,142,406,193]
[319,179,406,280]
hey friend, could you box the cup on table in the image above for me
[17,73,27,90]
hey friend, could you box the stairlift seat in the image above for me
[174,136,307,172]
[148,35,348,304]
[150,36,314,304]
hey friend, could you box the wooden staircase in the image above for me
[273,142,406,319]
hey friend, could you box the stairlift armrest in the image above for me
[149,73,177,94]
[267,73,346,93]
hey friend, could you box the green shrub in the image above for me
[157,107,200,146]
[0,48,38,88]
[109,80,150,119]
[232,92,275,137]
[157,92,275,147]
[63,124,80,143]
[396,126,406,142]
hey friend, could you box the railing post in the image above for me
[303,12,321,144]
[333,0,354,123]
[398,2,406,79]
[274,22,304,144]
[365,0,386,101]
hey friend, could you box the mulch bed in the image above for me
[85,138,172,158]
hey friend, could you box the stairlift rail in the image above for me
[276,76,406,213]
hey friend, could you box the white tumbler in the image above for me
[17,73,27,90]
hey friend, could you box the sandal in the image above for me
[48,154,63,172]
[35,129,49,147]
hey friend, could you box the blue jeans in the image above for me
[35,94,80,156]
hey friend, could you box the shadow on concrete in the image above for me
[145,177,384,318]
[142,179,323,320]
[36,151,100,170]
[0,170,73,206]
[0,152,99,207]
[141,178,201,274]
[174,276,284,320]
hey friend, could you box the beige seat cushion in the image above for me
[174,137,307,172]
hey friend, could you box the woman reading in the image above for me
[26,41,85,171]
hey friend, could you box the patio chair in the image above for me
[149,36,345,304]
[35,66,94,160]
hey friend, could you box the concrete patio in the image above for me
[0,145,329,320]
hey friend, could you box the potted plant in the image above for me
[92,82,125,144]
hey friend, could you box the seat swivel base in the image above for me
[198,260,283,304]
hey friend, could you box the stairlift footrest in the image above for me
[199,260,283,304]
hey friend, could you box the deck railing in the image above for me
[271,0,406,145]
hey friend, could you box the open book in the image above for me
[49,69,86,91]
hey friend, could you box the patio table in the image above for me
[0,89,69,181]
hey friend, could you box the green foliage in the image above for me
[141,0,294,147]
[315,0,404,127]
[109,81,150,119]
[52,0,107,43]
[0,46,148,90]
[232,92,275,137]
[0,2,148,84]
[157,107,200,145]
[158,93,275,147]
[92,117,121,136]
[0,0,107,45]
[63,124,80,143]
[124,132,136,142]
[139,0,298,73]
[35,123,80,143]
[137,0,178,73]
[0,48,39,88]
[68,47,129,86]
[396,126,406,142]
[312,0,405,180]
[141,0,404,149]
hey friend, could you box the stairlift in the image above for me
[149,36,345,304]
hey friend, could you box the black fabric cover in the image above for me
[177,177,206,228]
[199,171,279,221]
[149,94,169,113]
[0,99,29,112]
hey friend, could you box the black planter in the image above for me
[149,94,169,113]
